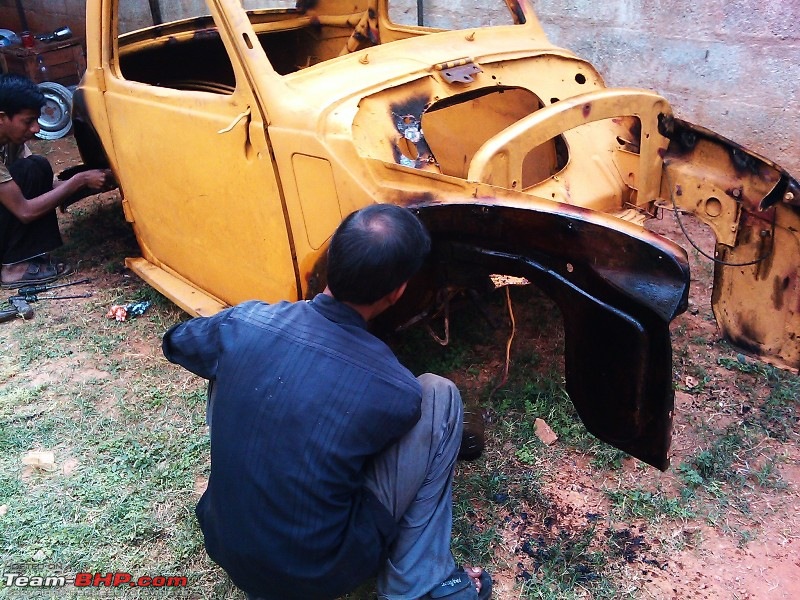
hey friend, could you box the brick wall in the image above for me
[0,0,87,41]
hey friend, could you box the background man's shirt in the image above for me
[0,142,30,183]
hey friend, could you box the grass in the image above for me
[2,146,799,597]
[517,527,612,599]
[391,280,798,596]
[0,193,229,598]
[716,355,800,442]
[606,487,695,522]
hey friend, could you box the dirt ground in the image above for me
[476,214,800,598]
[23,136,800,599]
[634,217,799,600]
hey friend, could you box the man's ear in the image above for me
[386,282,408,306]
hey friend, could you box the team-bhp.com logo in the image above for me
[2,572,188,590]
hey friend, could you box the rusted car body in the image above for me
[74,0,800,470]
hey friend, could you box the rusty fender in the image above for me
[664,118,800,371]
[413,203,690,470]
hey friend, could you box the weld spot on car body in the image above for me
[390,94,435,169]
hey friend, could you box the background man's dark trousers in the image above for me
[0,154,62,265]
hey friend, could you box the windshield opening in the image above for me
[388,0,521,30]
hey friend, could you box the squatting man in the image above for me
[0,74,114,288]
[164,204,493,600]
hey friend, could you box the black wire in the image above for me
[663,167,775,268]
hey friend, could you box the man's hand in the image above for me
[58,169,117,212]
[79,168,116,192]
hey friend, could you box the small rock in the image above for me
[32,549,48,561]
[534,418,558,445]
[62,457,79,475]
[21,450,56,472]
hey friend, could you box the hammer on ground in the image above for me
[0,296,33,323]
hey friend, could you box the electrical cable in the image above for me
[489,286,516,401]
[664,166,775,268]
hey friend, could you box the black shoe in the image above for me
[458,406,485,461]
[420,567,492,600]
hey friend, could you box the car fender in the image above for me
[409,202,690,470]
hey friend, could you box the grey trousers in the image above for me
[244,374,464,600]
[365,373,464,600]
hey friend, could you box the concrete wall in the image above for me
[0,1,795,174]
[529,0,800,176]
[402,0,799,175]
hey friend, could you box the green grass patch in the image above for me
[517,527,628,599]
[606,487,695,522]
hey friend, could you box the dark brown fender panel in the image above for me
[414,203,691,470]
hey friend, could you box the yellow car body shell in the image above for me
[74,0,800,468]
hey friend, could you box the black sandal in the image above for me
[421,567,492,600]
[0,260,73,289]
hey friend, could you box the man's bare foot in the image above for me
[463,566,484,594]
[1,261,33,283]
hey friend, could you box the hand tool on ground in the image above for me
[17,277,91,297]
[14,292,93,302]
[0,295,33,323]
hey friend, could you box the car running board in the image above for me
[125,257,227,317]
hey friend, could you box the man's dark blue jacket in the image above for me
[163,294,422,599]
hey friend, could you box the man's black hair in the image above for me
[327,204,431,305]
[0,74,45,117]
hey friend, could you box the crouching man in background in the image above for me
[0,73,113,288]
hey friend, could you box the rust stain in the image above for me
[503,0,526,24]
[192,28,218,41]
[405,192,437,207]
[771,275,789,311]
[296,0,318,13]
[389,94,435,169]
[725,186,743,201]
[754,229,775,281]
[724,316,764,355]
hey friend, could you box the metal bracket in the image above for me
[435,58,482,84]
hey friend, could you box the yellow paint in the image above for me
[293,154,342,250]
[79,0,800,369]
